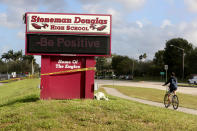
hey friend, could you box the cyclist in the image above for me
[162,72,178,103]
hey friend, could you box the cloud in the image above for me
[17,31,25,40]
[160,19,173,29]
[136,21,143,28]
[0,13,16,28]
[0,0,67,28]
[0,0,38,28]
[117,0,146,11]
[111,18,197,60]
[182,20,197,45]
[34,55,41,65]
[80,0,146,12]
[184,0,197,13]
[1,0,197,62]
[82,4,104,14]
[40,0,67,12]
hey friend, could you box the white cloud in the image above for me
[0,0,67,28]
[178,22,188,31]
[161,19,173,28]
[184,0,197,13]
[111,18,197,60]
[0,13,16,28]
[34,56,41,65]
[185,31,197,45]
[114,0,146,11]
[182,20,197,45]
[82,4,103,14]
[17,31,25,40]
[1,0,197,62]
[80,0,146,12]
[136,21,143,28]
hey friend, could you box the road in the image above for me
[95,79,197,96]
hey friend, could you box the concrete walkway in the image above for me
[103,87,197,115]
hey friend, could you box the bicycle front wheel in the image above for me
[172,95,179,110]
[164,94,170,108]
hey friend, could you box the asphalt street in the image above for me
[95,79,197,95]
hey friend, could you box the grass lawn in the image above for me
[0,79,197,130]
[179,84,197,87]
[104,85,197,110]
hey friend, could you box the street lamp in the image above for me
[170,45,184,80]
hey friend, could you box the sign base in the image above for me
[40,56,95,99]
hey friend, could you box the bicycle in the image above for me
[163,86,179,110]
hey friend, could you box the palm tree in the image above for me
[1,52,10,78]
[7,50,14,61]
[143,53,147,60]
[23,55,36,74]
[13,50,23,61]
[139,53,147,61]
[13,50,23,73]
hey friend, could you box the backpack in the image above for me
[171,77,177,88]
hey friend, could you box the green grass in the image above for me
[104,85,197,110]
[0,79,197,130]
[179,84,197,87]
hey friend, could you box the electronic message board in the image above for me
[26,34,110,55]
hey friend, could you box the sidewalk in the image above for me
[103,87,197,115]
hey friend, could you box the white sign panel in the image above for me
[26,13,111,35]
[164,65,168,70]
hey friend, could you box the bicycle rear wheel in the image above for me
[172,95,179,110]
[164,94,170,108]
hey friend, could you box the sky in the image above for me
[0,0,197,64]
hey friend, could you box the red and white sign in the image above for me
[56,59,81,70]
[26,12,111,35]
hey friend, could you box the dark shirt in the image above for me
[164,76,178,89]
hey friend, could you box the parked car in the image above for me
[118,75,133,80]
[125,75,133,80]
[188,75,197,85]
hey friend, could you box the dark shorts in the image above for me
[169,87,177,93]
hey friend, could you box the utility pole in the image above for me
[170,45,184,80]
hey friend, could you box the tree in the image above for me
[95,57,107,76]
[112,55,135,76]
[112,55,127,75]
[139,53,147,61]
[163,38,193,78]
[1,52,11,74]
[13,50,22,61]
[153,50,164,68]
[116,57,133,75]
[0,50,40,74]
[185,48,197,75]
[139,55,143,61]
[22,55,36,74]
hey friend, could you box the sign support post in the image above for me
[164,65,168,82]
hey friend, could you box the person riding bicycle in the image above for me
[162,72,178,103]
